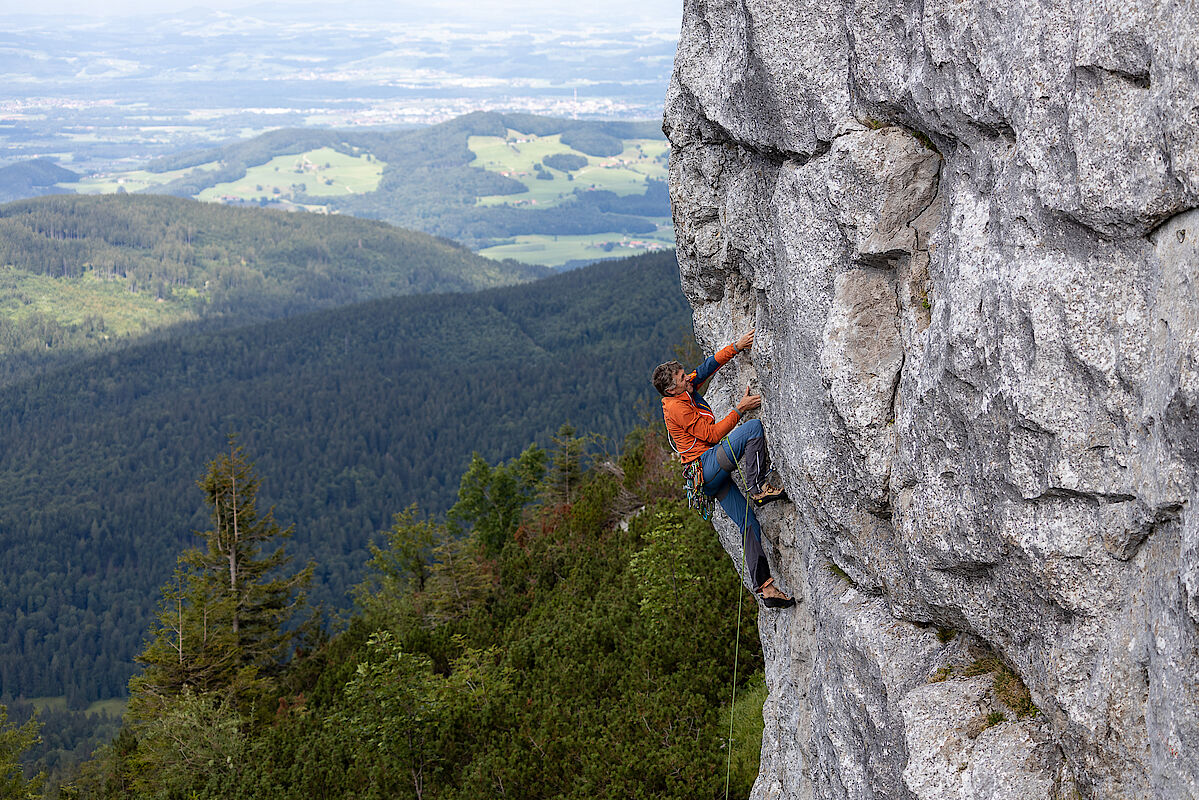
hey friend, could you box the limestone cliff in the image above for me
[663,2,1199,798]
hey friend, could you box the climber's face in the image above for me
[668,368,692,396]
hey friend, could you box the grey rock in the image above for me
[820,267,903,501]
[900,676,1055,800]
[665,0,853,158]
[665,0,1199,797]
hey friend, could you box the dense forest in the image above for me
[6,423,766,798]
[0,193,546,387]
[140,113,671,248]
[0,193,541,294]
[0,251,692,706]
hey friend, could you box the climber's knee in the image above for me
[715,443,736,473]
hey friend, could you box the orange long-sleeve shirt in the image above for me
[662,344,742,463]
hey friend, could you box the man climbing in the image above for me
[653,330,795,609]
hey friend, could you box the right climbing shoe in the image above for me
[751,480,787,507]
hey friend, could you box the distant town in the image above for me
[1,9,678,170]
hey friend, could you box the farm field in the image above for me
[72,162,221,194]
[196,147,385,203]
[478,218,675,267]
[470,130,669,209]
[21,115,674,269]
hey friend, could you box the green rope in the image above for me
[722,434,752,800]
[724,576,743,799]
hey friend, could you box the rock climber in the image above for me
[653,329,795,608]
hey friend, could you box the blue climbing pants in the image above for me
[699,418,772,590]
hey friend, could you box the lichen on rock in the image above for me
[664,0,1199,797]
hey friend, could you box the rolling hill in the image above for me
[0,193,547,388]
[0,158,79,203]
[68,113,675,267]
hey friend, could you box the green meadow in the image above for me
[478,217,675,267]
[39,117,673,269]
[71,147,386,204]
[470,130,669,209]
[196,147,385,203]
[26,696,127,717]
[72,162,222,194]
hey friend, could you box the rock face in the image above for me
[664,2,1199,798]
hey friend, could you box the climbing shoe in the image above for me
[757,577,796,609]
[751,481,787,507]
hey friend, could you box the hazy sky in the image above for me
[2,0,683,27]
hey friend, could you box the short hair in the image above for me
[652,360,683,396]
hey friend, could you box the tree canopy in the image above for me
[72,423,764,800]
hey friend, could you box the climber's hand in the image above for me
[737,385,761,415]
[735,329,754,352]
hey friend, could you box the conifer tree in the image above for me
[539,423,594,505]
[362,507,494,627]
[129,438,313,712]
[190,439,312,673]
[366,505,437,596]
[448,445,544,557]
[117,440,313,797]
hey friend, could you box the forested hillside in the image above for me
[0,193,546,387]
[0,159,78,203]
[58,424,764,799]
[0,251,691,705]
[327,113,667,246]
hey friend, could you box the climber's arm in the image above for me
[693,329,754,389]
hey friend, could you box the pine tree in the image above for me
[117,440,313,797]
[129,438,313,712]
[128,568,238,704]
[448,445,545,557]
[539,423,594,506]
[361,506,494,628]
[190,439,312,676]
[354,505,439,626]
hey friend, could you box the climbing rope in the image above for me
[724,569,744,800]
[669,424,756,798]
[722,434,752,800]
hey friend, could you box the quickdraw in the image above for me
[681,459,715,521]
